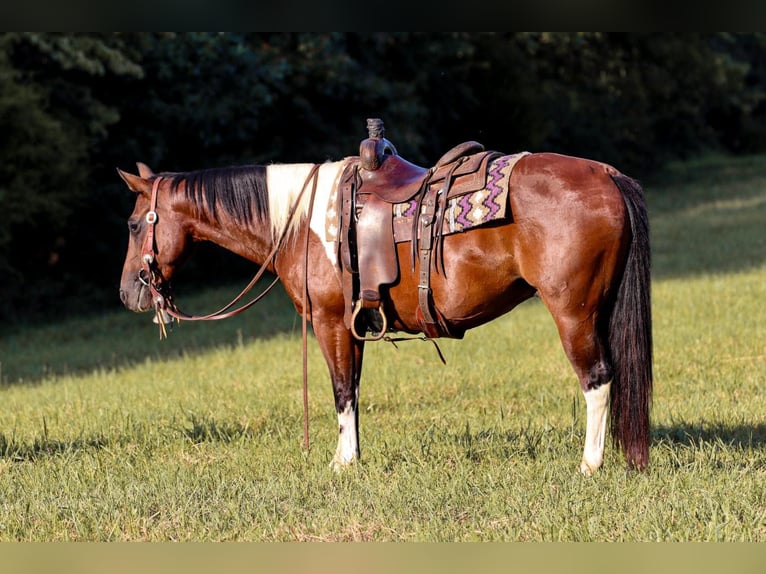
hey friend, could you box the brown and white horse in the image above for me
[118,151,652,474]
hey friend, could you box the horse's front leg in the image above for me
[313,320,365,470]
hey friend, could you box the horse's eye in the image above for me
[128,220,140,234]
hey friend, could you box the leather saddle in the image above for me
[357,139,487,203]
[338,119,501,340]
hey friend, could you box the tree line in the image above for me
[2,32,765,323]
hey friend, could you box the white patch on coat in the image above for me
[265,160,348,267]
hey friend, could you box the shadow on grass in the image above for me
[0,411,294,463]
[653,422,766,450]
[0,413,269,462]
[179,413,260,444]
[3,419,763,468]
[0,276,304,386]
[0,433,111,462]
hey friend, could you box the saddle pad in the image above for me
[392,152,528,242]
[324,152,528,243]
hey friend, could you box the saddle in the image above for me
[338,119,505,340]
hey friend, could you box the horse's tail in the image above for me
[608,174,653,470]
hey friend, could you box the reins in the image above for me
[140,164,321,451]
[301,167,319,453]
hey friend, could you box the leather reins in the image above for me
[139,164,321,451]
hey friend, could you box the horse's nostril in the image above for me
[119,289,128,304]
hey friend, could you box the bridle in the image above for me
[139,165,320,331]
[137,165,321,451]
[139,175,281,332]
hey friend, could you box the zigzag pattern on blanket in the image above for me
[392,153,521,242]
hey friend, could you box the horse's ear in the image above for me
[136,162,155,178]
[117,168,151,196]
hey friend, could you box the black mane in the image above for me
[167,165,269,227]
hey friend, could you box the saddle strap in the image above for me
[412,157,469,338]
[417,186,438,329]
[339,164,360,329]
[339,165,358,272]
[415,183,456,339]
[433,158,464,274]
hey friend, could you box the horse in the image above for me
[117,145,652,475]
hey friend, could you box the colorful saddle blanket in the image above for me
[325,152,528,244]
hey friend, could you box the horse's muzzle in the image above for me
[119,279,152,313]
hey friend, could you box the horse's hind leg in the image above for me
[313,319,365,470]
[563,315,612,475]
[540,294,613,475]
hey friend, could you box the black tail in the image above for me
[608,174,653,470]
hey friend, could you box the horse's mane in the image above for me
[166,165,269,228]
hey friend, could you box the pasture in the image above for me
[0,153,764,541]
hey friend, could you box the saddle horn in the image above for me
[360,118,398,171]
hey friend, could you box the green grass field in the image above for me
[0,154,764,541]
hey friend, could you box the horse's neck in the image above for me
[188,210,275,265]
[188,160,347,266]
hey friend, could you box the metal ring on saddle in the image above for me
[350,299,388,342]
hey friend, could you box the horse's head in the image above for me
[117,163,193,313]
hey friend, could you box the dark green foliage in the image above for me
[2,32,765,323]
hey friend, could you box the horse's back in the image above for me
[510,152,627,233]
[512,152,623,202]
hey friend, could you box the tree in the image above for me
[0,33,142,318]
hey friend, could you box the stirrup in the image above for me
[350,299,388,341]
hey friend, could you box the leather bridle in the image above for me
[139,165,320,329]
[139,174,282,331]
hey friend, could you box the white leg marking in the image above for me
[580,382,611,476]
[331,400,358,470]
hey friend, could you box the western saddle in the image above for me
[338,118,503,341]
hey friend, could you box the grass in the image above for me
[0,153,765,541]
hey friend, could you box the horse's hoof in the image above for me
[579,459,600,476]
[330,456,356,472]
